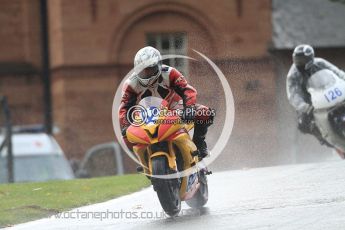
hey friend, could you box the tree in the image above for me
[330,0,345,4]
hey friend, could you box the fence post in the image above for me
[1,96,14,183]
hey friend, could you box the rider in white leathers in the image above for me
[286,44,345,145]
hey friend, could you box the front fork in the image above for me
[134,134,202,198]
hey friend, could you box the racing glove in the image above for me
[121,126,129,137]
[297,105,314,133]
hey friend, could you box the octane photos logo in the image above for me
[126,105,216,126]
[126,105,148,127]
[112,50,235,179]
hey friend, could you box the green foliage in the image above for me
[330,0,345,4]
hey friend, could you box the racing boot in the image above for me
[193,123,211,159]
[310,123,333,148]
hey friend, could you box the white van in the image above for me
[0,133,74,183]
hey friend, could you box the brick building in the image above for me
[1,0,279,171]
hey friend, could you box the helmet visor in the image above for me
[293,55,311,68]
[138,65,159,79]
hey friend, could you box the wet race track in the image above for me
[10,160,345,230]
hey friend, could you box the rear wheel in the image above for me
[185,170,208,208]
[151,156,181,216]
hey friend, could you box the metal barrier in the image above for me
[77,142,125,177]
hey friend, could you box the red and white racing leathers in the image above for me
[119,64,212,130]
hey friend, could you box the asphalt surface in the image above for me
[9,159,345,230]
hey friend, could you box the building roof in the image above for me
[272,0,345,49]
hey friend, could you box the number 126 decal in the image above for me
[324,88,343,102]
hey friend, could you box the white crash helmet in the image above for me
[134,46,162,86]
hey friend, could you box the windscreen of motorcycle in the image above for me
[138,96,169,125]
[307,69,345,109]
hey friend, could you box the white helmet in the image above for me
[134,46,162,86]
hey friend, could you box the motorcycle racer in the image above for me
[119,46,214,159]
[286,44,345,145]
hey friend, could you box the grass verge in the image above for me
[0,174,150,228]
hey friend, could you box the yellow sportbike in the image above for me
[126,96,210,216]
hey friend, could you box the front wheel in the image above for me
[151,156,181,216]
[185,170,208,208]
